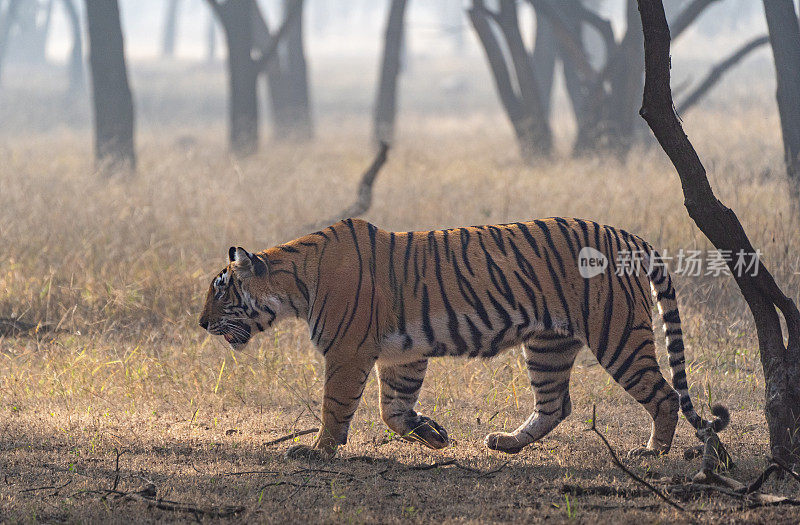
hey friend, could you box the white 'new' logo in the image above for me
[578,247,608,278]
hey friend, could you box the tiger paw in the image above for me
[284,444,334,461]
[627,446,664,458]
[405,416,449,449]
[484,432,525,454]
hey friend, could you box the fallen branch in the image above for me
[743,464,781,494]
[223,469,280,477]
[77,484,245,518]
[587,405,687,513]
[19,478,72,494]
[406,459,457,471]
[0,316,63,337]
[770,455,800,484]
[562,484,646,498]
[264,427,319,447]
[306,143,390,231]
[403,459,509,477]
[112,448,126,491]
[121,484,244,517]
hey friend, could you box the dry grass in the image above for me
[1,58,799,522]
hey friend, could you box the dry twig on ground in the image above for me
[587,405,687,513]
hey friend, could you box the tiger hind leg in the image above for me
[485,334,581,454]
[601,335,679,457]
[377,359,449,449]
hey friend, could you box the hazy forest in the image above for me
[2,0,800,522]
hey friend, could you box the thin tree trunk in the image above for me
[607,0,643,148]
[373,0,408,144]
[467,3,528,146]
[62,0,83,95]
[206,10,216,63]
[469,1,548,162]
[11,0,52,65]
[762,0,800,190]
[209,0,259,155]
[251,2,292,138]
[0,0,20,85]
[555,0,587,126]
[497,0,551,157]
[85,0,136,173]
[638,0,800,466]
[162,0,181,59]
[282,0,312,140]
[469,0,551,161]
[531,8,556,117]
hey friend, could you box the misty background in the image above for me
[0,0,781,138]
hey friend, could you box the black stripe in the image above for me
[464,315,482,351]
[487,225,508,256]
[459,228,475,275]
[534,220,566,277]
[515,222,542,258]
[482,292,512,358]
[453,258,492,329]
[403,231,414,283]
[431,233,468,355]
[421,284,435,344]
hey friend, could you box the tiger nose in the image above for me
[199,319,209,330]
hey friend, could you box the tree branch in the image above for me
[307,143,390,230]
[467,2,525,126]
[526,0,597,81]
[677,35,769,114]
[669,0,721,41]
[252,0,304,72]
[569,0,615,55]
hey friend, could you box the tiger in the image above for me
[199,217,728,460]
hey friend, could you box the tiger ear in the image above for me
[231,247,267,278]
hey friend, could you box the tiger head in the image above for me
[198,246,286,350]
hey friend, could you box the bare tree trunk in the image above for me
[85,0,136,173]
[468,4,529,149]
[251,1,293,138]
[638,0,800,466]
[282,0,312,140]
[373,0,408,144]
[161,0,181,59]
[531,8,556,117]
[532,0,715,154]
[555,0,587,126]
[62,0,83,95]
[607,0,643,146]
[763,0,800,191]
[208,0,259,156]
[468,0,552,162]
[0,0,20,85]
[10,0,52,65]
[205,10,216,63]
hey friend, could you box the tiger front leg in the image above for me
[377,359,449,449]
[285,352,376,461]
